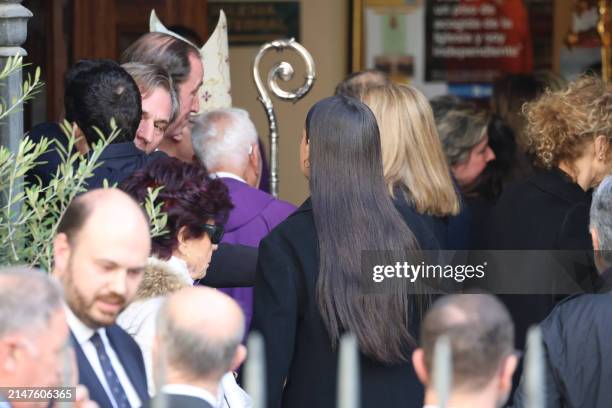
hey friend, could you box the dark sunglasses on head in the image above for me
[203,224,224,244]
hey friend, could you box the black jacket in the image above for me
[485,168,596,403]
[513,269,612,408]
[484,168,596,340]
[85,142,166,190]
[251,198,424,408]
[25,121,165,190]
[392,191,441,250]
[72,325,149,408]
[392,186,472,251]
[486,168,593,251]
[26,122,68,188]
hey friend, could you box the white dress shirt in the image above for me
[214,171,247,183]
[65,306,141,408]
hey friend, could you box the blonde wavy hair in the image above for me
[361,84,460,216]
[524,75,612,169]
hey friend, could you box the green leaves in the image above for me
[144,186,168,238]
[0,56,44,122]
[0,127,120,270]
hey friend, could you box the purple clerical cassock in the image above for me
[218,177,296,329]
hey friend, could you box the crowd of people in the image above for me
[0,27,611,408]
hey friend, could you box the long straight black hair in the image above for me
[306,95,424,363]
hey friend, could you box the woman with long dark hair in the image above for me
[251,95,428,408]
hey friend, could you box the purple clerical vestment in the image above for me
[219,177,296,328]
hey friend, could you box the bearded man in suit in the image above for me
[52,188,151,408]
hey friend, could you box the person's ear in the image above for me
[412,348,430,386]
[0,338,16,373]
[72,124,90,155]
[591,227,606,271]
[592,227,600,251]
[0,335,26,373]
[249,143,260,171]
[594,135,608,161]
[53,233,72,278]
[498,353,518,396]
[176,226,190,256]
[230,344,247,372]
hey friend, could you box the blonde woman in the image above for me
[361,83,463,249]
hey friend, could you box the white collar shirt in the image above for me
[65,305,141,408]
[214,172,247,184]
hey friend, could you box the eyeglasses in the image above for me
[202,223,224,244]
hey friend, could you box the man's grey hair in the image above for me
[0,267,64,338]
[191,108,258,172]
[591,175,612,266]
[121,62,178,124]
[156,299,245,379]
[421,294,514,391]
[430,98,489,166]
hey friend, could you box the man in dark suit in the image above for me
[52,188,152,408]
[145,287,246,408]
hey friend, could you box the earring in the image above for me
[304,158,310,168]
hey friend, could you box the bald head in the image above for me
[156,287,245,381]
[58,188,150,246]
[420,294,514,390]
[167,287,244,339]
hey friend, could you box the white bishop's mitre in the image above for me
[149,9,232,111]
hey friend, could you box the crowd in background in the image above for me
[0,26,611,408]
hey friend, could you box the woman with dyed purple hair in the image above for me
[116,157,251,407]
[119,155,232,280]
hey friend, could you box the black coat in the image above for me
[486,168,593,251]
[25,121,165,190]
[392,186,472,251]
[513,269,612,408]
[251,198,424,408]
[85,142,166,190]
[26,122,69,189]
[392,191,441,250]
[485,168,596,403]
[485,168,595,335]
